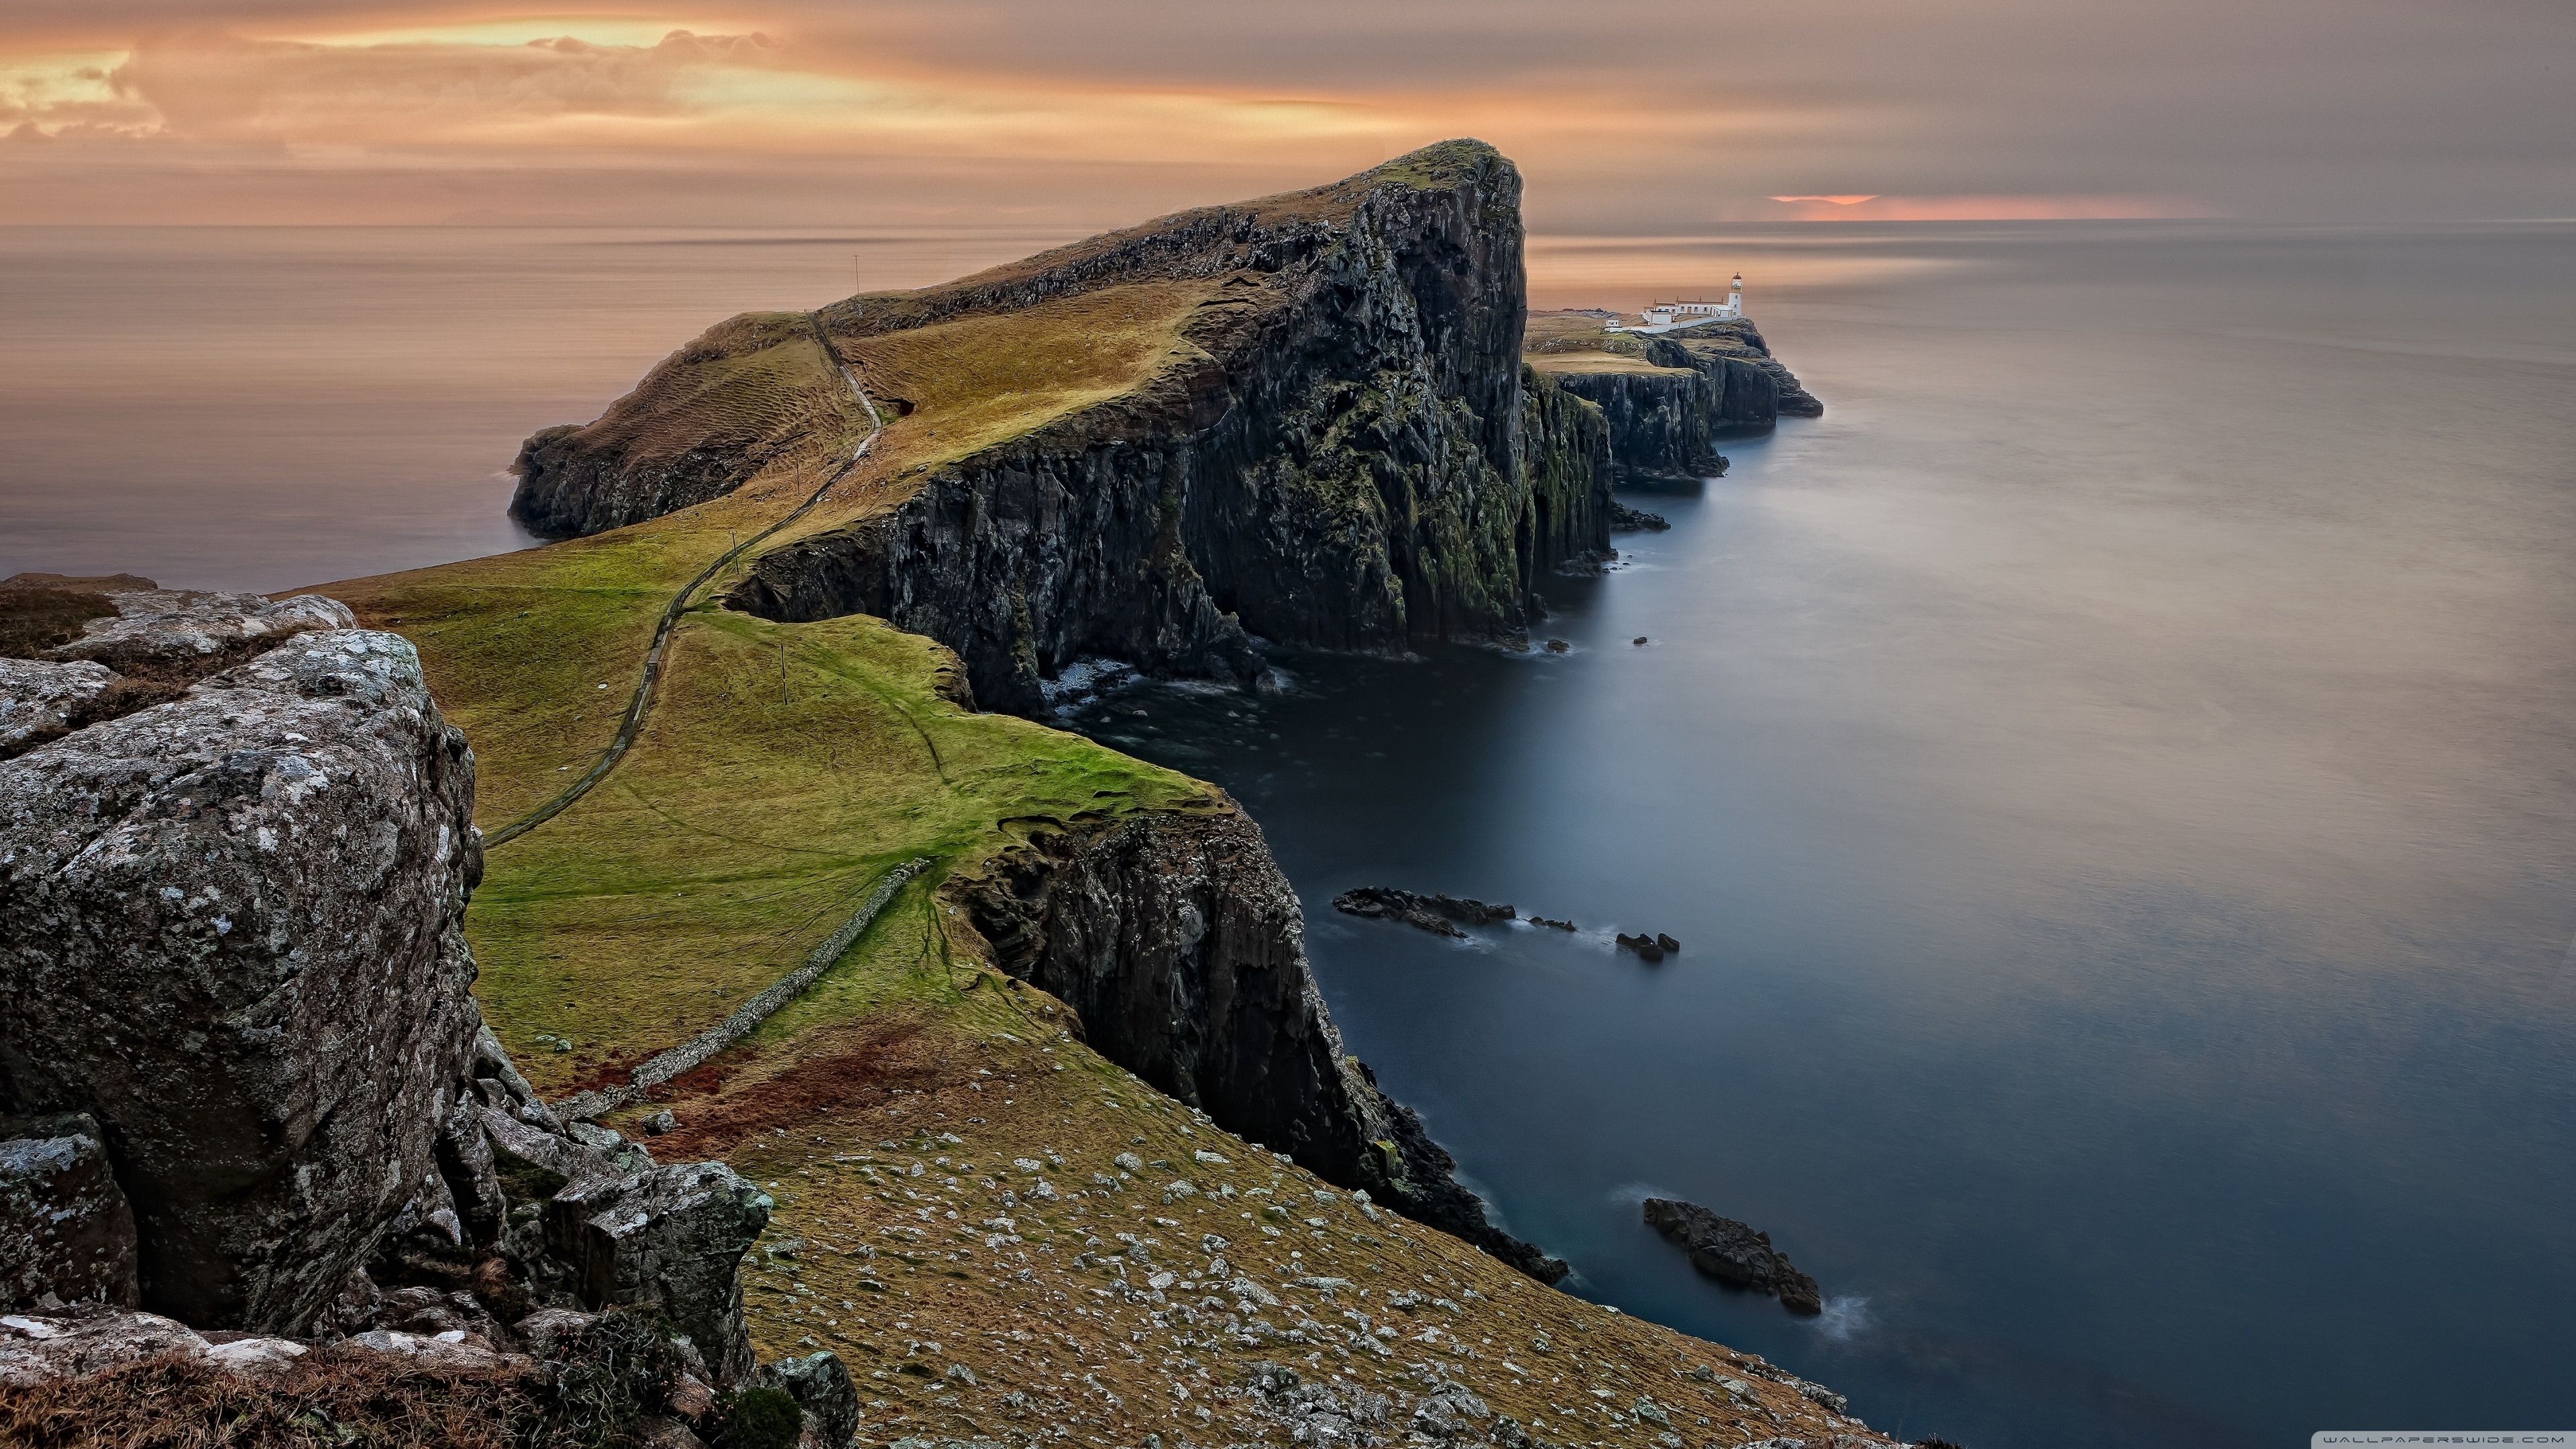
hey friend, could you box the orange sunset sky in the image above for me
[3,0,2567,229]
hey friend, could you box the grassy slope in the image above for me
[309,158,1884,1448]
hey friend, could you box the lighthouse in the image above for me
[1615,275,1748,333]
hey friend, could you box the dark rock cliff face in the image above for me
[949,808,1570,1283]
[1652,319,1822,421]
[1541,319,1824,481]
[1545,366,1727,482]
[513,142,1612,717]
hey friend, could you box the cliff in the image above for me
[513,142,1615,716]
[948,807,1568,1281]
[1521,311,1821,482]
[1650,317,1824,419]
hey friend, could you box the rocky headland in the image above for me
[1523,311,1821,483]
[3,146,1899,1448]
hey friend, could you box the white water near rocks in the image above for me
[5,220,2572,1446]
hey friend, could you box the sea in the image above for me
[5,219,2572,1446]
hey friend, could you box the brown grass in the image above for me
[0,586,119,659]
[0,1351,547,1449]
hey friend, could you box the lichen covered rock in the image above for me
[46,589,356,673]
[0,658,114,757]
[0,628,482,1334]
[0,1112,141,1311]
[545,1161,771,1383]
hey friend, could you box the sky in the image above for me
[3,0,2569,230]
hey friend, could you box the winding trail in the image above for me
[485,317,881,849]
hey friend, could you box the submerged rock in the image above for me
[1615,932,1667,962]
[1642,1197,1823,1315]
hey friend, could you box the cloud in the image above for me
[1760,193,2214,221]
[0,0,2569,225]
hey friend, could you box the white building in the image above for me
[1611,274,1744,333]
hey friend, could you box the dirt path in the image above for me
[485,317,881,849]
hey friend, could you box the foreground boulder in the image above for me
[1,608,776,1378]
[0,629,481,1332]
[44,588,354,675]
[1642,1197,1823,1314]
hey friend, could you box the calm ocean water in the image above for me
[6,221,2573,1444]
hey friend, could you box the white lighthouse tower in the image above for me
[1614,275,1747,333]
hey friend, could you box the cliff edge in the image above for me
[513,141,1617,716]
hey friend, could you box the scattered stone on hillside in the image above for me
[0,1111,140,1311]
[646,1110,681,1135]
[46,588,354,674]
[202,1334,309,1375]
[1332,887,1517,938]
[546,1161,772,1383]
[0,627,482,1334]
[0,658,115,756]
[1641,1198,1823,1315]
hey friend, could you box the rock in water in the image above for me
[1331,886,1517,938]
[1611,501,1671,533]
[0,629,482,1333]
[1640,1197,1823,1315]
[0,1112,140,1311]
